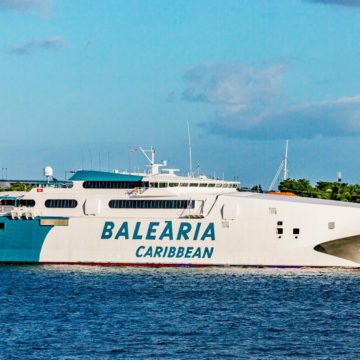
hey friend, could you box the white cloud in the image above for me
[176,62,360,140]
[8,36,66,55]
[181,63,285,106]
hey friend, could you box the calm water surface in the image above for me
[0,266,359,359]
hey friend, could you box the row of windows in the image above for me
[109,199,195,209]
[82,180,237,189]
[0,199,36,207]
[150,182,237,188]
[1,198,194,209]
[83,181,147,189]
[45,199,78,208]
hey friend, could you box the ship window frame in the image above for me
[293,228,300,235]
[108,199,195,209]
[0,199,16,206]
[45,199,78,208]
[19,199,36,207]
[83,180,143,189]
[0,222,4,230]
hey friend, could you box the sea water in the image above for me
[0,266,359,359]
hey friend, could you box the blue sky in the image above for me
[1,0,360,187]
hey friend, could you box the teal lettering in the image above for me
[176,222,192,240]
[193,223,201,240]
[176,247,185,258]
[202,247,214,258]
[201,223,215,241]
[133,222,143,240]
[101,222,114,239]
[163,246,169,257]
[159,221,173,240]
[146,222,160,240]
[136,246,145,257]
[115,222,129,239]
[185,247,194,258]
[168,247,176,257]
[192,247,202,258]
[144,246,153,257]
[154,246,163,257]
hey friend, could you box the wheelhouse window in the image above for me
[45,199,78,208]
[0,199,35,207]
[0,200,15,206]
[19,199,36,207]
[109,199,195,209]
[83,181,145,189]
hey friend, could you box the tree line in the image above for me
[276,178,360,203]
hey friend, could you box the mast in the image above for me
[187,120,193,177]
[139,146,166,175]
[283,140,288,181]
[268,140,289,191]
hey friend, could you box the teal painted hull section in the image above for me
[0,217,52,262]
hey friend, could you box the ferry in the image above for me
[0,146,359,268]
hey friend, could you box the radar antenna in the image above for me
[139,146,167,175]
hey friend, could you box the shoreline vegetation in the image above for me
[251,179,360,203]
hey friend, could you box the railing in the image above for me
[11,208,36,219]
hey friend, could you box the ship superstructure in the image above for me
[0,147,359,267]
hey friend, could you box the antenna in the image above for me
[268,140,289,191]
[81,151,84,170]
[283,140,289,181]
[139,146,166,175]
[187,120,193,177]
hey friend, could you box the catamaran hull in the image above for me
[1,195,359,268]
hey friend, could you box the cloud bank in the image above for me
[8,36,66,55]
[177,63,360,140]
[0,0,52,13]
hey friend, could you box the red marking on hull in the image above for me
[0,261,359,269]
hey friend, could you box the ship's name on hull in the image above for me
[101,221,215,241]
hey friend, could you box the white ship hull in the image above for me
[1,183,359,268]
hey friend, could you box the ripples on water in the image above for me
[0,266,359,359]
